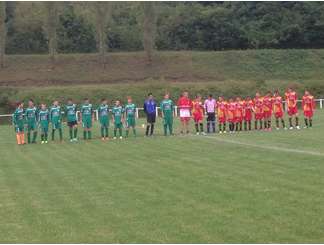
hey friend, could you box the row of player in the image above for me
[12,88,315,145]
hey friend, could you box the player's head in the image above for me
[67,98,73,105]
[218,96,223,101]
[148,93,153,100]
[127,96,132,104]
[287,87,292,93]
[229,98,233,102]
[274,90,279,96]
[164,93,170,99]
[41,103,47,110]
[183,91,188,98]
[16,101,23,108]
[28,99,34,107]
[266,91,272,96]
[101,98,107,105]
[208,94,213,99]
[236,97,241,101]
[53,100,59,106]
[305,90,310,96]
[246,96,251,101]
[255,92,260,98]
[196,94,201,100]
[84,98,89,104]
[115,100,120,106]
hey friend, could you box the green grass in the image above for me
[0,111,324,243]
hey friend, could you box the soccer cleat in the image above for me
[303,126,308,129]
[296,126,300,130]
[201,132,206,135]
[101,137,105,141]
[223,131,227,134]
[284,127,287,130]
[196,132,199,135]
[219,131,223,134]
[41,141,45,144]
[113,137,117,140]
[289,127,294,130]
[70,139,74,143]
[73,138,78,142]
[45,141,48,144]
[276,127,280,130]
[119,136,123,139]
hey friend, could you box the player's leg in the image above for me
[51,123,56,141]
[82,121,87,139]
[113,124,117,139]
[199,118,204,134]
[73,124,78,140]
[68,123,73,141]
[150,123,154,136]
[87,120,92,139]
[100,123,105,139]
[27,125,32,144]
[118,124,123,138]
[58,123,63,141]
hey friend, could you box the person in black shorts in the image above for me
[143,93,157,136]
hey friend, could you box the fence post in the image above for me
[136,108,139,118]
[156,107,159,117]
[174,106,178,117]
[95,110,98,121]
[320,99,323,109]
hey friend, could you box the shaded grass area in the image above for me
[0,112,323,243]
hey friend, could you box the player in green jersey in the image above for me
[12,101,26,145]
[80,98,93,140]
[98,98,109,140]
[160,93,174,136]
[25,99,38,144]
[124,97,136,137]
[65,99,78,142]
[50,100,63,141]
[112,100,124,139]
[38,103,50,144]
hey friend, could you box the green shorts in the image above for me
[82,119,92,129]
[163,116,173,125]
[100,118,109,127]
[52,121,62,130]
[114,122,123,129]
[27,122,37,131]
[127,117,136,127]
[15,125,24,133]
[40,125,49,133]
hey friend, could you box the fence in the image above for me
[1,99,323,124]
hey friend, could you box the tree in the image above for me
[0,2,6,68]
[93,2,112,68]
[142,2,156,64]
[44,2,59,68]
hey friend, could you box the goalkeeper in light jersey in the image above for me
[112,100,124,139]
[38,103,50,144]
[12,101,25,145]
[160,93,174,136]
[65,99,78,142]
[50,100,63,141]
[25,99,38,144]
[80,98,93,140]
[124,97,137,137]
[98,98,109,140]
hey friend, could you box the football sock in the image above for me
[16,133,21,145]
[289,118,293,127]
[248,121,251,130]
[119,128,122,137]
[268,120,271,129]
[133,128,136,136]
[169,124,173,135]
[83,130,87,139]
[223,123,226,131]
[235,123,238,131]
[150,124,154,135]
[164,124,167,135]
[309,119,313,127]
[264,120,268,129]
[281,119,285,128]
[276,119,279,128]
[44,132,48,141]
[255,121,258,130]
[32,131,37,143]
[69,128,73,139]
[219,123,222,132]
[126,129,129,137]
[74,128,78,138]
[304,118,308,127]
[59,129,63,141]
[88,131,91,139]
[212,122,215,133]
[195,123,199,133]
[146,125,150,136]
[295,117,299,127]
[27,132,31,144]
[239,122,242,131]
[41,134,44,141]
[199,123,203,133]
[114,129,117,137]
[101,127,104,137]
[207,122,210,133]
[105,127,108,137]
[21,133,25,144]
[52,129,55,140]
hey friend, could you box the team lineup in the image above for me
[12,88,316,145]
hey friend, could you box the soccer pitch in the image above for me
[0,112,324,243]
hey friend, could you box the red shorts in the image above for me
[193,113,203,122]
[263,111,272,118]
[227,118,236,123]
[255,113,263,120]
[235,116,243,123]
[244,111,252,121]
[274,111,284,118]
[180,117,190,122]
[304,111,313,118]
[288,107,298,116]
[218,117,226,123]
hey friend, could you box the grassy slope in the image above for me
[0,111,324,243]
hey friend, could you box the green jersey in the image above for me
[81,103,93,120]
[98,104,109,120]
[65,104,77,122]
[50,106,62,123]
[25,107,38,124]
[13,108,25,127]
[160,99,174,116]
[112,106,124,124]
[125,103,136,118]
[38,109,49,127]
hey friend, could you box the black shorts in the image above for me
[207,112,216,122]
[67,121,78,127]
[146,113,156,124]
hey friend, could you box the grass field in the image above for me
[0,111,324,243]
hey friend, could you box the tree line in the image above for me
[1,2,324,68]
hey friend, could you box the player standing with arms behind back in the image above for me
[285,87,300,130]
[80,98,93,140]
[12,101,25,145]
[25,99,38,144]
[217,96,227,133]
[38,103,50,144]
[192,94,205,135]
[143,93,157,136]
[125,97,137,137]
[204,94,216,133]
[254,92,264,130]
[160,93,174,136]
[302,90,315,128]
[177,91,192,134]
[273,90,286,130]
[112,100,124,139]
[98,98,110,140]
[65,99,78,142]
[50,100,63,142]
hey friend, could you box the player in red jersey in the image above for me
[243,97,254,131]
[217,96,227,133]
[273,90,286,130]
[285,87,300,129]
[263,91,273,131]
[192,94,205,135]
[235,97,244,131]
[227,98,236,133]
[253,92,264,130]
[177,91,192,134]
[302,90,315,128]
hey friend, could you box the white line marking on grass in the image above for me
[198,135,324,157]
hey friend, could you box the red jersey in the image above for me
[263,96,273,113]
[192,100,204,116]
[227,102,236,122]
[177,96,192,109]
[217,101,227,119]
[302,95,315,112]
[254,97,264,114]
[273,95,284,118]
[235,101,244,121]
[285,91,298,108]
[244,99,254,121]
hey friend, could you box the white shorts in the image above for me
[180,109,191,118]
